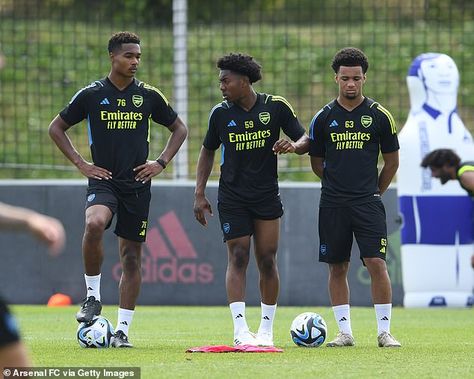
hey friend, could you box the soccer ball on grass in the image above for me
[77,316,114,348]
[290,312,327,347]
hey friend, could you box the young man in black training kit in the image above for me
[309,47,401,347]
[421,148,474,269]
[49,31,187,347]
[194,53,309,346]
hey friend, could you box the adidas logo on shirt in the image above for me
[100,98,110,105]
[329,120,338,128]
[227,120,237,127]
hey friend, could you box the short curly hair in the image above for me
[331,47,369,74]
[108,31,140,53]
[421,148,461,169]
[217,53,262,84]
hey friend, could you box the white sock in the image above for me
[229,302,249,335]
[85,274,101,301]
[333,304,353,336]
[374,303,392,335]
[116,308,134,336]
[257,302,276,335]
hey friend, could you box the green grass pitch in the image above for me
[10,305,474,378]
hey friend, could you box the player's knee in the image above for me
[257,254,277,276]
[84,216,107,237]
[229,246,249,270]
[328,262,349,278]
[364,257,388,275]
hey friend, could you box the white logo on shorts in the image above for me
[87,194,96,202]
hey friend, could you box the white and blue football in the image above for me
[77,316,114,348]
[290,312,327,347]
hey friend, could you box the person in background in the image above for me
[421,148,474,269]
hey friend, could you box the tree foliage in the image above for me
[1,0,472,25]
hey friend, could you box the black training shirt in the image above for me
[309,97,399,206]
[204,93,305,203]
[60,78,177,191]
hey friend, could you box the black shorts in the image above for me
[86,182,151,242]
[0,298,20,349]
[318,201,388,263]
[218,196,284,241]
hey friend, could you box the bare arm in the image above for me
[0,341,31,368]
[155,116,188,166]
[134,116,188,183]
[193,146,215,226]
[310,156,324,179]
[48,115,112,180]
[378,150,399,195]
[0,202,65,256]
[272,134,310,155]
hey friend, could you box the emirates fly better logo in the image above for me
[113,211,214,284]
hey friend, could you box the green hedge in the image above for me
[1,16,474,180]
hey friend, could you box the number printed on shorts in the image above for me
[139,220,148,236]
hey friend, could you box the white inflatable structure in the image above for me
[398,53,474,307]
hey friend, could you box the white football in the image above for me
[77,316,114,348]
[290,312,327,347]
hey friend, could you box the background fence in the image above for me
[1,0,474,180]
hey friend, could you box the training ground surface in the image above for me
[10,305,474,378]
